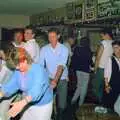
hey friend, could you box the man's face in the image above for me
[24,29,34,41]
[113,45,120,58]
[14,32,23,43]
[48,32,58,44]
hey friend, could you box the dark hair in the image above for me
[112,40,120,46]
[25,25,36,34]
[14,29,23,35]
[80,37,90,47]
[100,28,113,38]
[48,28,60,35]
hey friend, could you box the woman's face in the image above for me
[16,60,28,72]
[113,45,120,58]
[14,32,23,43]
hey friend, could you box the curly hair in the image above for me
[6,46,33,70]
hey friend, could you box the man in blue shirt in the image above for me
[39,28,69,120]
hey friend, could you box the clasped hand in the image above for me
[8,100,27,118]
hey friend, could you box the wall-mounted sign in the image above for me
[98,1,120,18]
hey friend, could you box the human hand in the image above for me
[8,100,27,118]
[105,85,111,94]
[93,68,97,74]
[50,80,57,89]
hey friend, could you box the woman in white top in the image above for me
[103,41,120,111]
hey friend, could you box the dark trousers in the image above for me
[93,68,104,103]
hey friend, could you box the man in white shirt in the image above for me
[94,29,113,104]
[23,26,40,63]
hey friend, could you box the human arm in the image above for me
[51,47,69,88]
[104,58,112,93]
[0,71,19,117]
[51,65,64,88]
[8,96,32,118]
[94,44,104,72]
[0,71,19,97]
[9,66,49,117]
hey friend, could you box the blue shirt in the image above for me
[1,64,53,106]
[39,42,69,80]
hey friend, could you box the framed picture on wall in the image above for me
[85,0,97,9]
[84,0,97,21]
[85,8,96,20]
[38,15,43,24]
[66,2,75,19]
[75,4,83,19]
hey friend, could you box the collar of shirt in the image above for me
[114,56,120,70]
[12,42,24,47]
[23,39,36,48]
[49,42,60,53]
[26,39,35,43]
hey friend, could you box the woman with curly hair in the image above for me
[0,47,53,120]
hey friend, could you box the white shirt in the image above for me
[23,39,40,63]
[39,42,69,80]
[12,41,24,48]
[104,56,120,82]
[99,40,113,68]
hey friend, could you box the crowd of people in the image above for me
[0,26,120,120]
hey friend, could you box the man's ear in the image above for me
[32,33,35,38]
[57,34,60,39]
